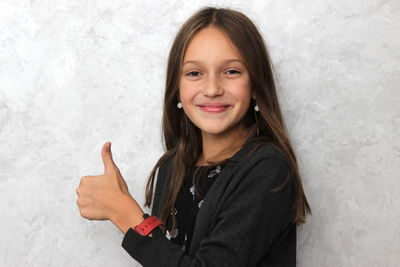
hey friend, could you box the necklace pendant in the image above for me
[208,165,222,178]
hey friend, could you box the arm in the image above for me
[120,157,296,267]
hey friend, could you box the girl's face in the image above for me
[179,27,253,139]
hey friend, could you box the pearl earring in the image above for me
[254,100,259,112]
[253,98,260,136]
[177,102,183,109]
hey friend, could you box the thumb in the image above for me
[102,141,117,174]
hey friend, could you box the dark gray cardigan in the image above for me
[121,142,297,266]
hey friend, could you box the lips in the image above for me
[197,103,231,113]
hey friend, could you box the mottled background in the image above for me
[0,0,399,266]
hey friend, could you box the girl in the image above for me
[76,6,311,266]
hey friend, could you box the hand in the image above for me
[76,142,142,223]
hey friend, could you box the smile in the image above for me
[197,104,232,113]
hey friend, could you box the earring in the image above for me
[253,99,260,136]
[177,102,183,109]
[254,100,259,112]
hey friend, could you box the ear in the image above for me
[252,91,256,100]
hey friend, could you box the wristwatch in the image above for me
[133,213,163,236]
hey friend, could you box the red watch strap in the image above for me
[134,215,163,236]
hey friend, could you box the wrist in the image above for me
[111,193,145,235]
[133,214,162,237]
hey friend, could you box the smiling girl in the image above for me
[77,6,311,266]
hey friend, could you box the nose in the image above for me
[202,74,223,97]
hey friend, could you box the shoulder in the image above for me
[228,142,294,190]
[235,142,291,171]
[218,143,296,221]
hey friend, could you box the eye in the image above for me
[225,69,241,75]
[186,71,201,77]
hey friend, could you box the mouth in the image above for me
[197,103,232,113]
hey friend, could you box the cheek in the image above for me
[223,72,251,92]
[228,80,252,103]
[179,80,198,104]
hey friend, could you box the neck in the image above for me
[196,125,249,166]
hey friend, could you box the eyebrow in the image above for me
[182,59,245,66]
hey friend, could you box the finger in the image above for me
[101,141,116,174]
[79,175,94,187]
[79,176,86,187]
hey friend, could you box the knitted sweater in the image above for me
[121,141,297,266]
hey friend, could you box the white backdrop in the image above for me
[0,0,399,266]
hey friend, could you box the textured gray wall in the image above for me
[0,0,399,266]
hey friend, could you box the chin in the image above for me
[198,123,230,136]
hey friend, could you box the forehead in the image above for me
[183,27,244,63]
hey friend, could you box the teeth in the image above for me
[201,106,229,107]
[199,105,229,107]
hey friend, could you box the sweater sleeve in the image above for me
[121,156,296,267]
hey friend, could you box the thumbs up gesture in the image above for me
[76,142,143,225]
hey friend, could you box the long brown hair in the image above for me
[144,6,311,233]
